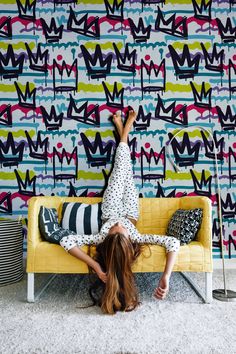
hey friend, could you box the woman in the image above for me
[60,110,180,314]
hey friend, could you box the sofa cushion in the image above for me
[39,206,75,244]
[61,202,102,234]
[166,208,203,245]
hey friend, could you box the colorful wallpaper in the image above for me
[0,0,235,259]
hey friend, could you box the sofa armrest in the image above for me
[27,196,44,250]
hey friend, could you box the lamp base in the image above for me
[213,289,236,302]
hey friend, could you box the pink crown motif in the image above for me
[190,169,212,197]
[216,105,236,131]
[168,44,200,79]
[16,0,36,21]
[25,131,48,161]
[41,17,64,43]
[102,81,124,108]
[0,44,24,79]
[14,169,36,196]
[0,132,24,167]
[41,105,63,130]
[190,81,212,109]
[0,17,12,39]
[169,132,201,167]
[67,95,100,126]
[104,0,124,21]
[155,7,188,38]
[0,105,12,126]
[14,81,36,109]
[80,132,113,167]
[155,95,188,126]
[113,43,136,73]
[140,146,166,186]
[67,8,100,38]
[192,0,212,20]
[53,146,78,181]
[128,17,151,43]
[25,43,49,73]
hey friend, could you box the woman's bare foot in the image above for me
[112,111,123,137]
[121,110,136,143]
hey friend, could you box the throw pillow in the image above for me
[166,208,203,245]
[61,202,102,234]
[38,206,75,244]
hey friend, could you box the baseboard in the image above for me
[213,258,236,269]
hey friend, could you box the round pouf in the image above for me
[0,219,23,286]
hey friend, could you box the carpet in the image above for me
[0,270,236,354]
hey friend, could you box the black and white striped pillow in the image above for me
[61,202,102,235]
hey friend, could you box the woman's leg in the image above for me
[101,111,137,220]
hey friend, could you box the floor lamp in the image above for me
[166,125,236,302]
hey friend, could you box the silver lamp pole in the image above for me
[166,125,236,302]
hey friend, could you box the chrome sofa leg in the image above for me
[27,273,35,303]
[180,272,213,303]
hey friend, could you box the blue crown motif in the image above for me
[80,132,113,167]
[201,43,224,73]
[128,17,151,43]
[0,17,12,39]
[0,132,24,167]
[104,0,124,21]
[216,17,236,43]
[14,169,36,196]
[155,95,188,126]
[140,146,166,186]
[169,132,201,167]
[133,106,152,131]
[192,0,212,20]
[81,44,112,79]
[41,17,64,43]
[102,81,124,108]
[168,44,200,79]
[0,105,12,126]
[155,6,188,38]
[53,58,78,92]
[216,105,236,131]
[113,43,136,73]
[14,81,36,109]
[41,105,63,130]
[201,131,224,161]
[16,0,36,20]
[141,59,166,94]
[25,43,48,73]
[190,169,212,197]
[67,95,100,126]
[25,131,48,161]
[0,192,12,214]
[67,8,100,38]
[0,44,24,79]
[221,193,236,218]
[53,146,78,182]
[190,81,212,109]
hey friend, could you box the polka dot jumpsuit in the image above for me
[60,142,180,254]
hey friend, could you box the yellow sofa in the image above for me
[27,195,213,303]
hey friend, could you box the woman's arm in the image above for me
[154,251,177,300]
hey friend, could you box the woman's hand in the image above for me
[154,273,170,300]
[93,262,107,283]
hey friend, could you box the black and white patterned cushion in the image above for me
[61,202,102,234]
[38,206,75,244]
[167,208,203,245]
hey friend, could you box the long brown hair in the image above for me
[89,233,142,315]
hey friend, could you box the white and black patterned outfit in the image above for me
[60,142,180,253]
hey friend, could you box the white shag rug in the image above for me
[0,270,236,354]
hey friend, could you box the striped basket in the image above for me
[0,219,24,286]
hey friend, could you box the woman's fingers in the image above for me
[154,286,168,300]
